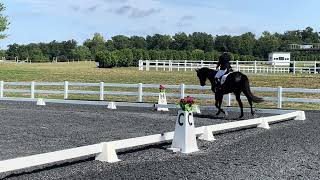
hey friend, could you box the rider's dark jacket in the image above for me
[217,52,232,70]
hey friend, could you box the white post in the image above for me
[138,83,143,102]
[146,60,150,71]
[226,93,231,106]
[314,61,317,74]
[277,86,283,109]
[180,84,185,99]
[236,60,239,71]
[169,60,172,71]
[100,82,104,101]
[31,81,35,99]
[184,60,187,71]
[293,61,296,74]
[155,60,158,71]
[254,61,257,74]
[201,60,204,68]
[138,60,143,71]
[64,81,69,99]
[163,61,166,71]
[0,81,3,98]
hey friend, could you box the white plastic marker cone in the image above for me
[193,105,201,114]
[107,102,117,109]
[169,110,199,153]
[258,119,270,129]
[199,126,215,141]
[95,142,120,162]
[36,98,46,106]
[157,91,169,111]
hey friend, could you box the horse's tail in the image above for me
[243,76,264,103]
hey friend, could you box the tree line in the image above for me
[2,27,320,66]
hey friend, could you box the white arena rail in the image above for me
[138,60,320,74]
[0,109,305,174]
[1,81,320,109]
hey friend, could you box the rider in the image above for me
[215,50,232,89]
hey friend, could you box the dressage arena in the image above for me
[1,100,320,179]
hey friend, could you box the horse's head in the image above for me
[196,68,212,86]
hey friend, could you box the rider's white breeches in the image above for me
[215,69,227,80]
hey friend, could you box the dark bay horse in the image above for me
[196,67,264,118]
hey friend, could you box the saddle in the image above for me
[215,71,232,92]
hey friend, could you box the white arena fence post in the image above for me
[169,60,172,71]
[184,60,187,71]
[0,81,4,98]
[236,60,239,71]
[277,86,283,109]
[138,83,143,102]
[155,60,158,71]
[226,93,231,106]
[254,61,257,74]
[100,82,104,101]
[31,81,35,99]
[146,60,150,71]
[293,61,296,74]
[64,81,69,100]
[180,84,185,99]
[314,61,317,74]
[138,60,142,71]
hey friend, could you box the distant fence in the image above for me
[138,60,320,74]
[1,81,320,109]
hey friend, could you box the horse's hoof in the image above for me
[216,112,221,116]
[238,115,244,119]
[224,111,229,116]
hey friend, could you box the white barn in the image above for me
[268,52,291,66]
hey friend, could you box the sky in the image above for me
[0,0,319,49]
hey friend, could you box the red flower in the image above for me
[159,85,165,90]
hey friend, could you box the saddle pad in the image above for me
[221,72,231,85]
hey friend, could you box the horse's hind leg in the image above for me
[217,94,227,116]
[215,98,221,115]
[244,92,255,116]
[235,92,244,118]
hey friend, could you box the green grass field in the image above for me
[0,61,320,110]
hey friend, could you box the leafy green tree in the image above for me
[112,35,131,50]
[190,32,214,52]
[191,49,205,60]
[179,51,188,60]
[0,3,9,39]
[72,46,92,61]
[117,48,134,67]
[143,50,150,60]
[148,50,161,60]
[95,50,117,68]
[301,27,319,43]
[0,49,5,57]
[214,35,232,52]
[146,34,172,50]
[254,31,281,58]
[130,36,146,49]
[6,43,19,59]
[105,40,115,51]
[84,33,106,55]
[171,32,193,51]
[28,44,47,62]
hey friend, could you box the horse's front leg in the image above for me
[218,96,228,116]
[215,98,221,115]
[216,94,227,116]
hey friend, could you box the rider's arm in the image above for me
[216,59,221,70]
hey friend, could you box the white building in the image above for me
[268,52,291,66]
